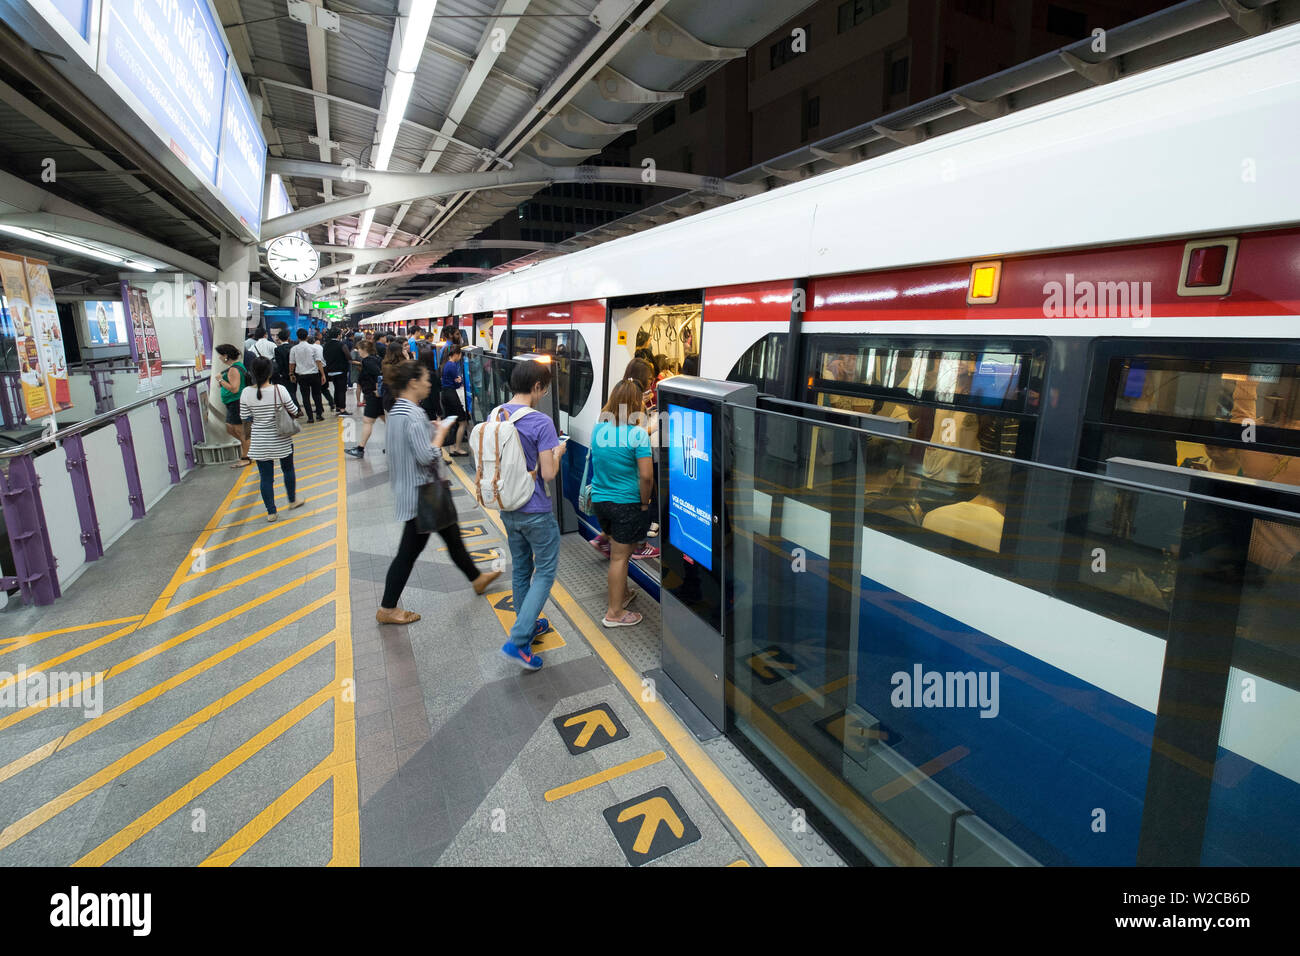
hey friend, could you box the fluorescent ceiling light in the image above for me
[374,70,414,172]
[0,224,124,264]
[398,0,438,73]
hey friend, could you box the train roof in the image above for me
[370,21,1300,325]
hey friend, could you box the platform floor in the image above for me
[0,413,843,867]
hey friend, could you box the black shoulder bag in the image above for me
[416,454,458,533]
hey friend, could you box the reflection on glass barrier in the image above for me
[726,404,1300,866]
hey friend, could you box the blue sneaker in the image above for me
[533,617,551,642]
[501,641,543,671]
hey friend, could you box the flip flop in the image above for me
[602,610,642,628]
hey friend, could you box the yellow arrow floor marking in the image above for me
[618,796,685,855]
[563,709,617,749]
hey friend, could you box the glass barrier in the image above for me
[725,403,1300,866]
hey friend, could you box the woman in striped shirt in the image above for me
[378,361,501,625]
[240,357,305,523]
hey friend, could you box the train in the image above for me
[365,22,1300,866]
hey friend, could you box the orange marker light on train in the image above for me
[967,261,1002,304]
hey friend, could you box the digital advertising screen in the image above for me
[667,404,714,570]
[85,300,127,345]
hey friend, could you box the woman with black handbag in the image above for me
[377,361,501,625]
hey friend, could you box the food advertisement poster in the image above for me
[121,281,163,391]
[24,259,73,410]
[0,252,56,419]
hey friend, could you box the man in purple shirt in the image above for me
[496,360,566,671]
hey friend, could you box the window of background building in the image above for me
[837,0,890,33]
[652,104,677,133]
[689,87,707,112]
[801,95,820,142]
[889,56,909,96]
[956,0,995,20]
[943,48,958,91]
[1046,3,1087,36]
[769,24,810,70]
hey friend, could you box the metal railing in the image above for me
[0,377,211,607]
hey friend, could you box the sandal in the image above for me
[602,610,642,628]
[230,457,252,469]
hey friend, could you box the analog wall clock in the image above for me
[265,235,320,283]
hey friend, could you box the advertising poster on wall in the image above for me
[186,279,211,372]
[122,282,162,391]
[0,252,54,420]
[86,299,128,345]
[24,259,73,410]
[666,405,714,571]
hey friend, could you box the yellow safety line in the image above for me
[327,434,359,866]
[0,633,337,854]
[772,675,857,715]
[231,465,337,499]
[446,462,800,868]
[0,596,336,789]
[0,621,139,688]
[181,519,335,580]
[201,505,338,553]
[224,478,338,514]
[0,565,335,734]
[727,859,751,866]
[0,619,139,660]
[544,751,666,802]
[0,615,144,648]
[139,465,259,626]
[157,541,335,619]
[74,681,340,866]
[216,489,338,529]
[199,753,337,867]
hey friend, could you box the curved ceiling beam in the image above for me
[262,156,761,239]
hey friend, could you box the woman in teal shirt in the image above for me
[590,378,655,627]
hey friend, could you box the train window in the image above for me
[1079,343,1300,489]
[509,327,593,417]
[727,333,787,394]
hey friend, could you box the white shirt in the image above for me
[311,342,325,366]
[290,341,320,374]
[251,339,276,360]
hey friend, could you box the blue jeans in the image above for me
[501,509,560,648]
[256,454,296,515]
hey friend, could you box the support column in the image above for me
[199,233,255,456]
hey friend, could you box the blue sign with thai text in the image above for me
[102,0,227,184]
[217,65,266,232]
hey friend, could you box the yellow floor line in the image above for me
[0,621,139,692]
[0,565,335,734]
[772,675,857,715]
[446,462,800,868]
[181,519,336,580]
[0,600,335,790]
[0,596,336,789]
[217,489,337,529]
[202,505,338,553]
[158,541,335,619]
[224,477,338,514]
[199,753,337,867]
[0,633,337,854]
[327,434,359,866]
[74,681,339,866]
[544,751,666,802]
[0,615,144,648]
[232,465,336,499]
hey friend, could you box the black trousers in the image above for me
[328,373,348,413]
[382,517,481,608]
[296,376,324,418]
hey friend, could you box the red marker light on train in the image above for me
[1186,244,1228,287]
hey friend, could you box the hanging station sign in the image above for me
[5,0,267,238]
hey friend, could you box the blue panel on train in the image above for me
[1200,748,1300,866]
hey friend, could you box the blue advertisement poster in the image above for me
[102,0,228,183]
[86,299,127,345]
[217,65,266,233]
[667,405,713,570]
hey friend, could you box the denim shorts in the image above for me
[224,401,243,425]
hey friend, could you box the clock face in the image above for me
[265,235,319,283]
